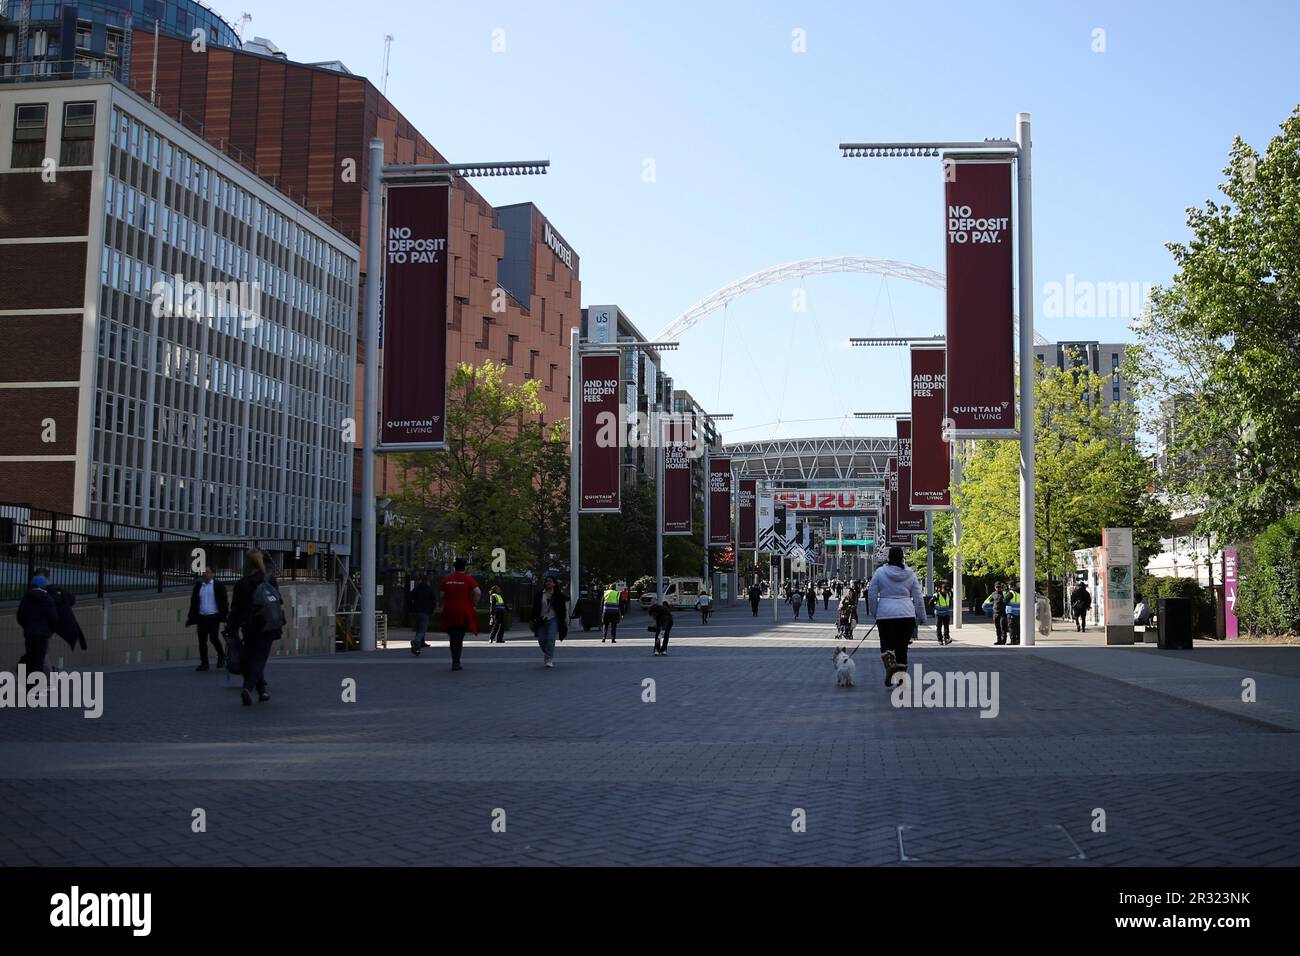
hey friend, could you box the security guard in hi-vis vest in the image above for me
[934,582,953,645]
[601,584,622,643]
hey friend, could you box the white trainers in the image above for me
[544,655,554,668]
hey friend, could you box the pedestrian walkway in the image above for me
[2,603,1297,866]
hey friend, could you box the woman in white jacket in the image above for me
[867,546,927,686]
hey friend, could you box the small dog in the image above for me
[833,646,856,688]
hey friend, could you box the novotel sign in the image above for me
[771,490,879,512]
[544,220,574,272]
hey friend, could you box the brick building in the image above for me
[124,33,581,556]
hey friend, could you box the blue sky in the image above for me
[246,0,1298,440]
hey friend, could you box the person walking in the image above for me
[488,585,508,643]
[530,575,568,668]
[619,584,631,618]
[748,581,763,617]
[867,547,927,687]
[225,550,285,706]
[601,582,622,642]
[822,585,831,610]
[408,573,437,655]
[16,570,59,677]
[1070,581,1092,632]
[804,583,816,620]
[647,602,674,655]
[934,581,954,644]
[790,587,803,618]
[439,559,481,671]
[696,589,713,624]
[186,568,228,671]
[983,582,1009,644]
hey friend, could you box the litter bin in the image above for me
[1157,598,1193,649]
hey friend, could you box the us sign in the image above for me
[944,157,1015,435]
[382,182,451,448]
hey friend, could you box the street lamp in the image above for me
[850,335,945,347]
[568,334,681,604]
[853,412,909,419]
[839,114,1036,644]
[359,142,549,653]
[699,413,734,589]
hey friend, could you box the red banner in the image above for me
[910,346,951,509]
[382,183,451,447]
[663,418,693,536]
[895,420,926,534]
[738,479,757,550]
[580,352,621,512]
[887,457,900,544]
[945,158,1015,433]
[708,456,732,547]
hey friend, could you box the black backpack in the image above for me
[251,579,286,632]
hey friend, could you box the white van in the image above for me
[640,577,707,610]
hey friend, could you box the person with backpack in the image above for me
[225,550,285,706]
[696,589,713,624]
[488,585,508,643]
[186,568,228,671]
[983,582,1010,645]
[439,558,481,671]
[748,581,763,617]
[16,569,60,677]
[791,587,803,618]
[409,573,437,655]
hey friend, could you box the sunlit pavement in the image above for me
[2,604,1297,866]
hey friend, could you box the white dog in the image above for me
[833,646,856,688]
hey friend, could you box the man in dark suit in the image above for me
[186,569,228,671]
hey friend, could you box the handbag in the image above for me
[224,629,245,675]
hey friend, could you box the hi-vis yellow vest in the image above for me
[603,588,621,608]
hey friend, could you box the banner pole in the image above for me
[656,415,665,617]
[1017,112,1036,647]
[728,464,738,605]
[953,439,964,630]
[925,510,934,600]
[569,329,580,605]
[360,137,384,654]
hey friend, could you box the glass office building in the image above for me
[1,0,241,78]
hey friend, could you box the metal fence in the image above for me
[0,502,330,602]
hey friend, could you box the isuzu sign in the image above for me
[772,491,877,512]
[708,457,732,547]
[382,182,450,448]
[580,352,621,513]
[944,156,1015,435]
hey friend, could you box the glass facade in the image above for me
[1,0,241,77]
[91,102,357,546]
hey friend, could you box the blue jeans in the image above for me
[535,617,558,659]
[413,612,430,648]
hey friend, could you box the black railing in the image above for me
[0,503,332,602]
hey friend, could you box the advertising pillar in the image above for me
[1102,527,1135,646]
[1223,549,1240,640]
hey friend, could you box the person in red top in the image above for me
[439,558,481,671]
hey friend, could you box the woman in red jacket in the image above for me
[439,558,481,671]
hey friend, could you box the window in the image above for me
[59,101,96,166]
[76,25,92,49]
[1111,353,1119,368]
[11,103,48,167]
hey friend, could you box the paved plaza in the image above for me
[2,605,1298,866]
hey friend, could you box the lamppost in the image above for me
[569,334,678,605]
[360,141,549,652]
[841,115,1035,644]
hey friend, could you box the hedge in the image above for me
[1238,516,1300,636]
[1135,574,1215,634]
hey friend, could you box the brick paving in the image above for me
[1,605,1297,866]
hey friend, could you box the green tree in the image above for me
[954,361,1168,584]
[1128,105,1300,544]
[389,361,565,576]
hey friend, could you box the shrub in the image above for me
[1238,516,1300,636]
